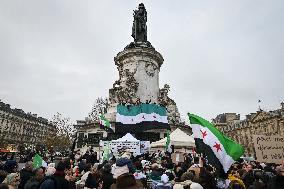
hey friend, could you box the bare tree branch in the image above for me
[88,97,109,122]
[42,112,76,152]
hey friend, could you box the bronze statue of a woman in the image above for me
[132,3,147,42]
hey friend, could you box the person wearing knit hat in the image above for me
[112,164,129,179]
[113,156,135,179]
[2,173,20,189]
[3,161,18,174]
[45,166,56,176]
[110,173,143,189]
[38,161,69,189]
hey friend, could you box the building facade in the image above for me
[0,100,56,151]
[213,103,284,157]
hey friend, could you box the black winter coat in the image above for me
[101,171,114,189]
[18,169,33,189]
[266,175,284,189]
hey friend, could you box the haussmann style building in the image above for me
[213,103,284,158]
[0,100,56,152]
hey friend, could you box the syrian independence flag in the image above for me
[116,103,169,133]
[99,115,114,133]
[165,130,172,153]
[33,154,47,168]
[188,113,244,175]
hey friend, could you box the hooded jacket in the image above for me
[116,158,135,173]
[228,174,246,189]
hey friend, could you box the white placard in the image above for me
[140,141,150,154]
[100,140,141,156]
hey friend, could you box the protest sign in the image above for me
[171,152,185,164]
[253,135,284,164]
[100,140,141,156]
[140,141,150,154]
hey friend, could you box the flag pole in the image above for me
[98,141,101,160]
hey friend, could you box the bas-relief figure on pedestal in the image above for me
[145,62,157,77]
[109,69,139,105]
[158,84,181,125]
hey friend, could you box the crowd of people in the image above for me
[0,149,283,189]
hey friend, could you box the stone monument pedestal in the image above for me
[75,4,189,148]
[105,40,184,139]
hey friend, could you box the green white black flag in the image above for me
[99,115,111,128]
[188,113,244,173]
[116,103,169,133]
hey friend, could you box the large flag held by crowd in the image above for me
[188,113,244,175]
[115,103,169,133]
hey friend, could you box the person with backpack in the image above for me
[38,161,70,189]
[18,161,33,189]
[24,167,45,189]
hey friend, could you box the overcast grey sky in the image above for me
[0,0,283,122]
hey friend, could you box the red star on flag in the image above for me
[200,130,207,138]
[213,142,222,152]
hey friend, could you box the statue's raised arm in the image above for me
[131,3,147,42]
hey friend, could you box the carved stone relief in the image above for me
[145,62,157,77]
[157,84,181,125]
[109,68,139,104]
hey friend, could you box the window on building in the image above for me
[87,133,103,147]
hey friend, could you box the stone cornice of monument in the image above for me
[114,47,164,68]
